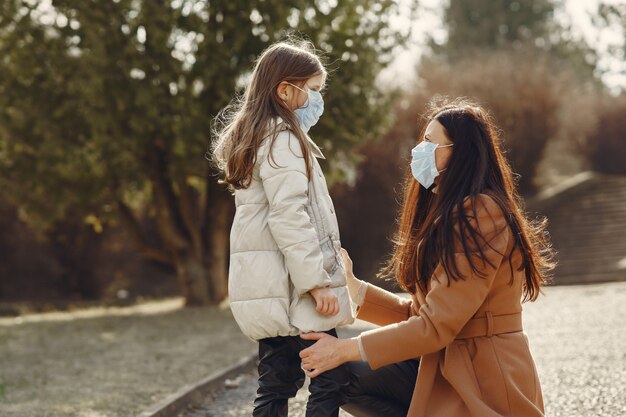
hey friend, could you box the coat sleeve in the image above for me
[359,194,511,370]
[356,283,415,326]
[259,131,332,295]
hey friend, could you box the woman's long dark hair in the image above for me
[382,97,555,302]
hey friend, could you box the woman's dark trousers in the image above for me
[340,358,420,417]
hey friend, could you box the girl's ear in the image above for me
[276,81,290,102]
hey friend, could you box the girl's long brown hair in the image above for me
[382,97,555,302]
[211,40,326,189]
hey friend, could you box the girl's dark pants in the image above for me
[253,329,350,417]
[253,328,419,417]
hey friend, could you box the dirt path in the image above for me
[0,298,256,417]
[1,283,624,417]
[186,282,626,417]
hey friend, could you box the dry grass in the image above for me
[0,298,256,417]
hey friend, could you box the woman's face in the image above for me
[422,119,454,184]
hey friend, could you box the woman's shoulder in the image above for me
[461,193,505,219]
[458,193,510,241]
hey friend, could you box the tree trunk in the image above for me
[146,145,211,304]
[177,178,215,305]
[204,174,232,303]
[119,147,231,305]
[175,252,212,306]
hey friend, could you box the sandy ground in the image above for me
[0,298,256,417]
[188,282,626,417]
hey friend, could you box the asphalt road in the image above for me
[182,282,626,417]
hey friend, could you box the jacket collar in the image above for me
[273,117,326,160]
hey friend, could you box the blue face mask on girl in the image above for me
[287,82,324,133]
[410,141,453,189]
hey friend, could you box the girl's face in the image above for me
[422,119,454,184]
[278,73,325,111]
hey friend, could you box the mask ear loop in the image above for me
[435,143,453,173]
[286,81,311,109]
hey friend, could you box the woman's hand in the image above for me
[340,248,362,300]
[299,332,361,378]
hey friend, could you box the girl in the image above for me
[212,41,356,417]
[299,97,555,417]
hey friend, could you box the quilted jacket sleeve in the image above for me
[359,194,511,369]
[259,130,332,295]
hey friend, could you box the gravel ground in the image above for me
[185,282,626,417]
[0,298,256,417]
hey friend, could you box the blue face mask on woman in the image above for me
[410,141,453,189]
[288,82,324,133]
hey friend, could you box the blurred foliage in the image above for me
[334,0,613,285]
[334,97,419,290]
[335,49,576,284]
[422,0,601,193]
[586,3,626,175]
[415,49,570,195]
[0,0,415,303]
[598,2,626,40]
[433,0,598,81]
[0,0,413,229]
[438,0,555,49]
[597,2,626,67]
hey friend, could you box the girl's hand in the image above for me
[299,333,360,378]
[340,248,362,299]
[309,287,339,316]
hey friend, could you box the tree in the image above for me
[422,0,600,193]
[582,4,626,175]
[598,2,626,47]
[597,2,626,86]
[333,0,608,285]
[417,50,568,194]
[438,0,555,51]
[334,50,570,286]
[0,0,414,305]
[433,0,597,82]
[333,98,421,291]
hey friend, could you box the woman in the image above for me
[299,97,555,417]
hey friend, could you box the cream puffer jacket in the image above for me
[227,119,356,341]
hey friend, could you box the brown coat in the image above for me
[357,194,544,417]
